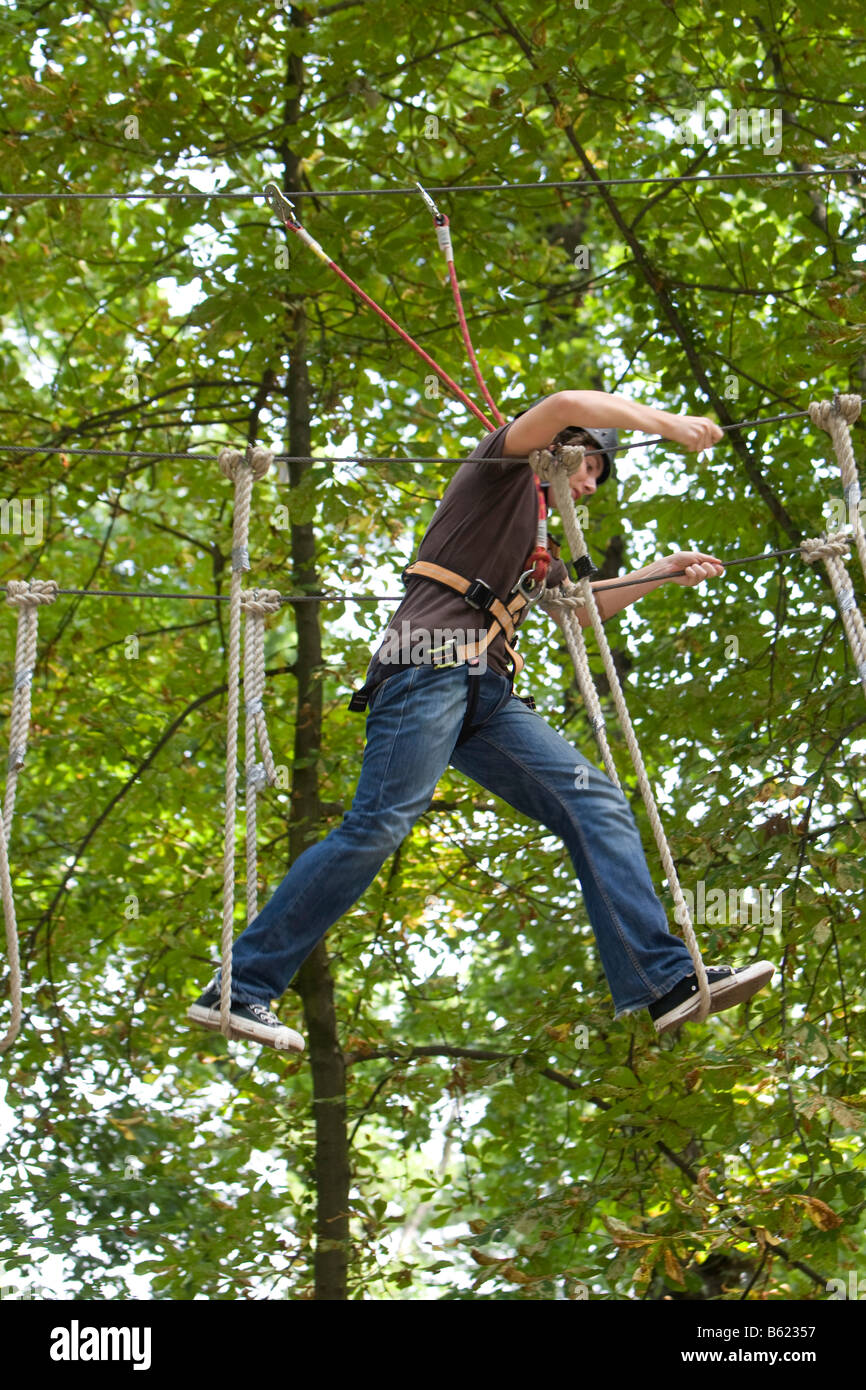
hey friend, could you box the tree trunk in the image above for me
[281,6,350,1303]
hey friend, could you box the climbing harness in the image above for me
[346,559,535,720]
[402,561,529,672]
[0,579,59,1053]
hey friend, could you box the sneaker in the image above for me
[649,961,775,1035]
[187,982,305,1053]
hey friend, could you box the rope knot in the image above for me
[5,579,59,609]
[219,445,273,483]
[557,443,586,474]
[246,761,270,792]
[529,442,585,483]
[218,446,245,481]
[809,395,862,432]
[247,445,273,480]
[800,531,851,564]
[539,582,586,614]
[240,588,282,617]
[528,446,557,482]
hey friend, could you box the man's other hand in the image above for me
[656,551,725,586]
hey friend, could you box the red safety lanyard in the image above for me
[264,184,493,432]
[264,181,553,584]
[414,183,551,585]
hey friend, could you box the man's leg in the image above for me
[211,663,474,1006]
[450,692,696,1017]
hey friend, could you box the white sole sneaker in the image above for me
[707,961,776,1015]
[651,960,776,1035]
[188,999,305,1053]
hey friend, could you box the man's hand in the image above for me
[653,551,725,586]
[574,549,725,626]
[657,414,724,451]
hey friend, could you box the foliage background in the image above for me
[0,0,864,1300]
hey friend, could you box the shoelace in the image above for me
[248,1002,281,1026]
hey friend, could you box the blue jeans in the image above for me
[222,663,696,1018]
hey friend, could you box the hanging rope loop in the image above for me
[805,395,866,694]
[218,446,276,1038]
[531,440,711,1019]
[800,531,866,694]
[1,576,59,1054]
[808,394,866,588]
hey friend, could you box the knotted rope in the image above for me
[1,578,59,1052]
[218,445,274,1037]
[809,394,865,588]
[805,395,866,696]
[539,583,621,787]
[531,444,711,1021]
[800,532,866,697]
[241,587,282,925]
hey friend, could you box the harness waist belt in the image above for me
[346,562,533,711]
[403,561,525,645]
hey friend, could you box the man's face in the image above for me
[546,444,604,505]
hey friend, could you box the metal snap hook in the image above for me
[516,570,546,603]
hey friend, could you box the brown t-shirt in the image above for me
[369,421,566,680]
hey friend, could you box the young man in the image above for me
[189,390,774,1049]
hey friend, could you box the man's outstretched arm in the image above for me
[573,552,726,627]
[503,389,723,457]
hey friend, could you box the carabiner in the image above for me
[264,183,301,228]
[516,570,546,604]
[415,179,446,225]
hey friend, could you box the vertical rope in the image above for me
[531,445,711,1021]
[0,803,18,1054]
[1,578,59,1052]
[539,586,622,786]
[800,533,866,696]
[217,445,272,1037]
[241,587,282,925]
[808,394,865,587]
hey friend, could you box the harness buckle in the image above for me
[463,578,497,612]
